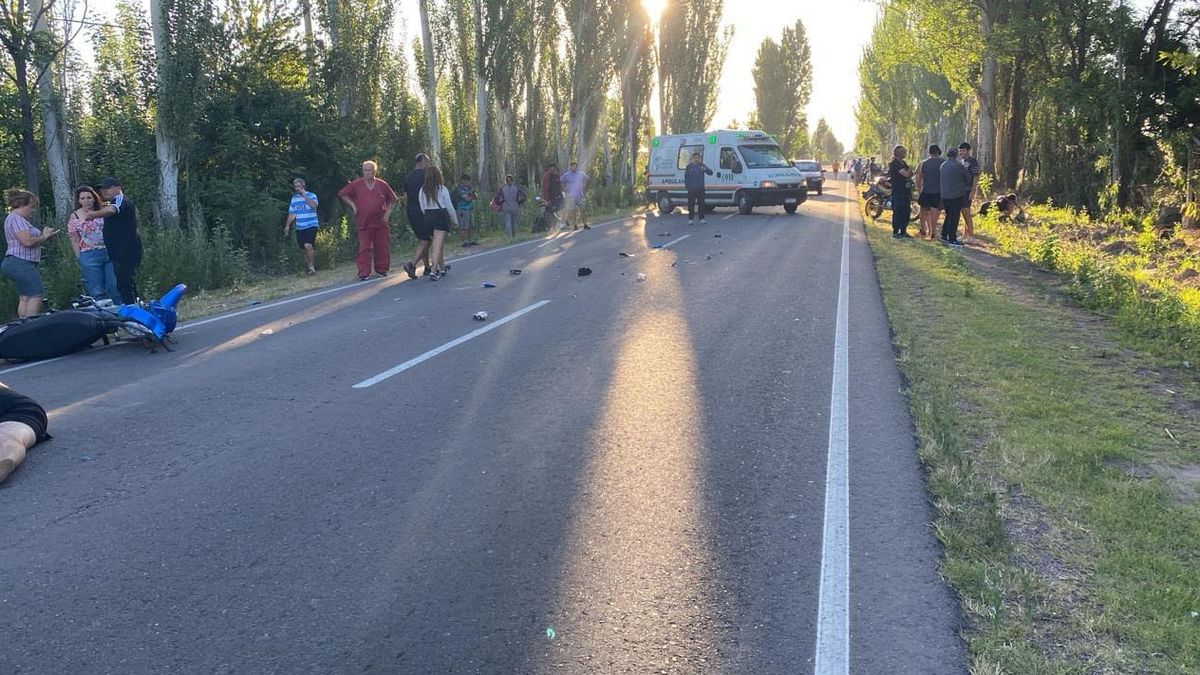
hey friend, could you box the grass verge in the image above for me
[862,211,1200,673]
[176,205,647,322]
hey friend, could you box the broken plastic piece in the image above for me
[482,282,496,288]
[636,273,646,282]
[619,252,635,257]
[473,311,489,321]
[577,267,592,276]
[509,269,522,275]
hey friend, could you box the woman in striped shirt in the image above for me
[2,189,59,317]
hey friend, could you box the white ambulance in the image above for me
[645,130,808,215]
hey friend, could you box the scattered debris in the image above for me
[636,273,646,282]
[509,269,522,275]
[652,244,663,249]
[619,252,635,257]
[260,329,274,336]
[482,282,496,288]
[248,300,262,306]
[546,627,556,640]
[80,455,92,462]
[705,255,712,260]
[1166,427,1178,443]
[713,233,722,238]
[577,267,592,276]
[671,261,678,267]
[473,311,489,321]
[658,232,671,237]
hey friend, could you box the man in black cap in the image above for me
[85,177,143,304]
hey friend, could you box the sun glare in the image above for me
[642,0,668,23]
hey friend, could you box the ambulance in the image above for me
[645,130,808,215]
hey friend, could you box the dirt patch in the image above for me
[1151,461,1200,505]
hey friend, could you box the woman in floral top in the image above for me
[68,185,121,304]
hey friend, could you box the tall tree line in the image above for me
[0,0,734,281]
[855,0,1200,215]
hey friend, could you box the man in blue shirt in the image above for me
[684,152,714,225]
[284,177,320,275]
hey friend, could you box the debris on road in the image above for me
[705,255,712,260]
[619,252,635,257]
[671,261,678,267]
[657,232,671,237]
[652,244,663,249]
[80,455,92,462]
[248,300,262,306]
[473,311,489,321]
[260,329,274,336]
[636,273,646,282]
[509,269,522,275]
[482,282,496,288]
[577,267,592,276]
[713,233,722,238]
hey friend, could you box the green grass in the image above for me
[862,211,1200,673]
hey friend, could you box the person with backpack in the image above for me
[494,174,526,239]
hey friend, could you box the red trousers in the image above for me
[356,226,391,277]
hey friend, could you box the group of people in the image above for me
[311,154,548,283]
[848,157,882,185]
[3,177,142,317]
[538,161,591,231]
[884,142,982,246]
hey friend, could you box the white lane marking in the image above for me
[814,189,851,674]
[0,214,642,377]
[654,234,691,250]
[722,212,738,220]
[352,300,550,388]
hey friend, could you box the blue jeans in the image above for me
[78,248,122,304]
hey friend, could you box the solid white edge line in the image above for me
[352,300,551,388]
[814,189,851,674]
[654,233,690,250]
[0,213,643,377]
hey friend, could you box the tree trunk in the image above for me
[300,0,317,87]
[976,1,997,176]
[150,0,181,225]
[472,0,490,193]
[32,0,72,223]
[14,60,42,201]
[418,0,442,162]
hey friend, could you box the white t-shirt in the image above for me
[418,185,458,225]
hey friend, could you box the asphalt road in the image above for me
[0,178,964,674]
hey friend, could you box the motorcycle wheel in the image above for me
[866,196,883,219]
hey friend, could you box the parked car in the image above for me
[791,159,825,195]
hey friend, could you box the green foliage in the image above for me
[751,19,812,156]
[659,0,730,133]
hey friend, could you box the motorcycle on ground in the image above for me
[863,176,920,222]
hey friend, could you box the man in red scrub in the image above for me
[338,160,398,280]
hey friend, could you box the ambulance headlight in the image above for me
[760,181,777,189]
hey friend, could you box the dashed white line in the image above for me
[352,300,551,388]
[814,190,851,674]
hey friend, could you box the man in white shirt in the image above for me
[559,161,590,230]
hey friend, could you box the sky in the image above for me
[87,0,879,151]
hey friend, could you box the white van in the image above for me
[645,130,808,215]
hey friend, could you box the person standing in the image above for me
[560,161,590,230]
[684,152,714,226]
[2,189,58,316]
[418,166,458,281]
[958,142,981,243]
[888,145,914,238]
[914,145,945,241]
[68,186,121,303]
[496,174,526,239]
[403,154,432,279]
[939,147,971,246]
[452,174,477,246]
[85,177,142,304]
[338,160,397,281]
[540,162,563,229]
[283,177,319,275]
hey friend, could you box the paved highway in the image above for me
[0,178,963,674]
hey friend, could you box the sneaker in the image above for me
[377,271,388,277]
[422,266,432,277]
[430,270,443,281]
[947,239,964,247]
[699,219,706,225]
[688,220,695,226]
[357,275,370,281]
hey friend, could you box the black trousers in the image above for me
[687,189,705,220]
[941,196,964,242]
[891,191,911,235]
[112,255,141,304]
